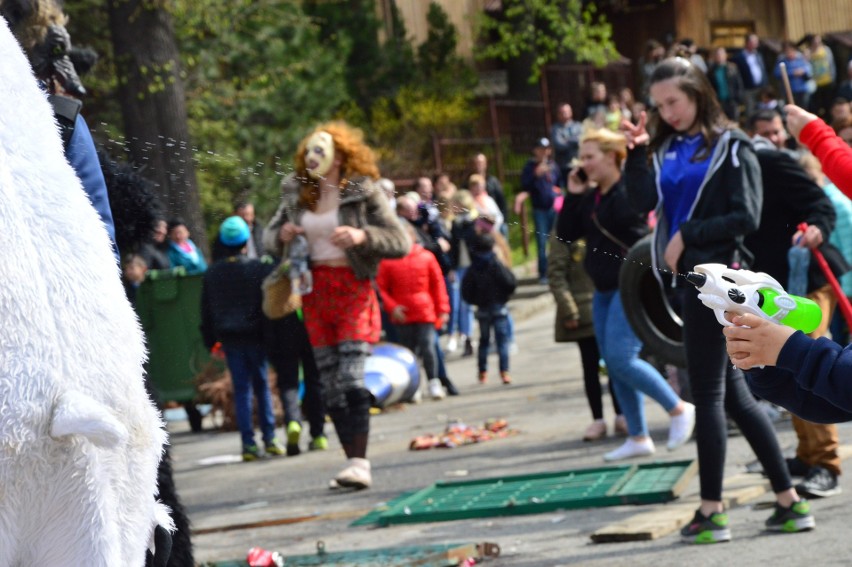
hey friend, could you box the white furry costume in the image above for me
[0,19,168,565]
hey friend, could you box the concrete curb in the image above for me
[509,292,554,324]
[590,444,852,543]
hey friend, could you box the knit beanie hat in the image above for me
[219,216,250,246]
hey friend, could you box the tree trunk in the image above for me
[107,0,207,256]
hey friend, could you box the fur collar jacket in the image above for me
[263,174,410,280]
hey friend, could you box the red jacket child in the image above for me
[376,243,450,329]
[800,118,852,198]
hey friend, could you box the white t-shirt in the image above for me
[301,208,347,262]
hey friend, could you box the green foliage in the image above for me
[364,86,480,177]
[172,0,349,221]
[477,0,620,83]
[340,1,480,177]
[418,2,457,78]
[67,0,481,224]
[63,0,123,134]
[303,0,415,112]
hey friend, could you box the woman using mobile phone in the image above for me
[556,127,695,463]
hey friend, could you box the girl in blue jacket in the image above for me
[622,57,813,543]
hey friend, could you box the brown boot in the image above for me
[478,371,488,384]
[500,371,512,385]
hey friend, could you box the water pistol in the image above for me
[685,263,822,333]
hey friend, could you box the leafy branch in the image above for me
[477,0,620,83]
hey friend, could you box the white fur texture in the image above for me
[0,20,167,566]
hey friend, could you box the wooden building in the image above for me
[376,0,490,59]
[375,0,852,182]
[609,0,852,63]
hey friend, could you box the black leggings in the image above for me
[266,313,326,440]
[681,289,792,501]
[576,336,621,420]
[314,341,372,446]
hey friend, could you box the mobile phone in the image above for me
[576,168,588,183]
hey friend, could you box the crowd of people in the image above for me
[123,122,527,493]
[642,33,852,127]
[484,35,852,543]
[107,32,852,550]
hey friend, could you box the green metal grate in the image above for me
[353,460,696,527]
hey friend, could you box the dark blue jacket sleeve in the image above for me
[67,114,118,258]
[520,161,536,194]
[746,332,852,423]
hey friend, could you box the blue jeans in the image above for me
[435,331,449,379]
[477,305,511,372]
[455,266,474,337]
[532,207,556,279]
[592,290,679,436]
[445,273,460,335]
[224,343,277,448]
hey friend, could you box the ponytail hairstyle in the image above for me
[647,57,734,161]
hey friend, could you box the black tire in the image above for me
[619,235,687,368]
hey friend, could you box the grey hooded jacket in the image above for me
[624,128,763,275]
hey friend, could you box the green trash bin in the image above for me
[136,270,212,419]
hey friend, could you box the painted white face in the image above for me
[304,131,335,179]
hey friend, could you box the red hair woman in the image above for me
[264,121,410,489]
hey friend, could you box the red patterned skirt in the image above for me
[301,265,381,348]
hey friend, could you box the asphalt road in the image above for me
[171,305,852,566]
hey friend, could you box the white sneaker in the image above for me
[667,402,696,451]
[603,438,655,461]
[428,378,446,400]
[334,458,372,489]
[446,336,458,353]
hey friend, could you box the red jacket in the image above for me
[376,244,450,327]
[800,119,852,199]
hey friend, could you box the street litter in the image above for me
[409,419,517,450]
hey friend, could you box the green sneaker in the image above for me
[287,421,302,444]
[242,444,261,462]
[265,437,286,457]
[286,422,302,456]
[309,435,329,451]
[765,500,815,533]
[680,510,731,544]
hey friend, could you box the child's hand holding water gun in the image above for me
[723,313,797,370]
